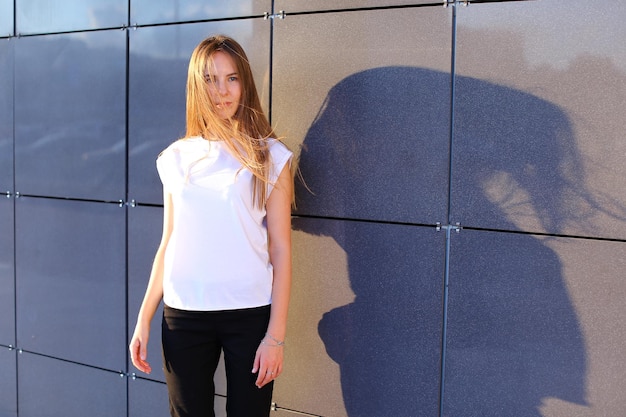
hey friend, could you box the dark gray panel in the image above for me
[129,377,170,417]
[276,218,444,417]
[15,198,126,370]
[275,0,432,13]
[444,229,587,417]
[16,0,126,34]
[18,352,126,417]
[128,205,165,382]
[543,237,626,416]
[450,74,576,234]
[14,31,126,201]
[129,21,271,204]
[131,0,271,25]
[0,0,13,36]
[0,40,12,192]
[0,347,17,417]
[0,198,14,346]
[273,8,452,224]
[215,396,226,417]
[451,0,626,239]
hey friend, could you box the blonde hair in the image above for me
[185,35,276,207]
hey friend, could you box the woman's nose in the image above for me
[215,80,228,96]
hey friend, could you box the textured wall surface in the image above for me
[1,1,625,416]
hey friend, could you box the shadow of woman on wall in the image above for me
[293,67,589,417]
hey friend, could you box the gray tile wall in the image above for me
[1,1,625,416]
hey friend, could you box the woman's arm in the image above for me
[129,190,174,374]
[254,164,293,388]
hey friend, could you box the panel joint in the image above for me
[264,11,286,20]
[436,222,462,233]
[118,199,137,208]
[443,0,470,7]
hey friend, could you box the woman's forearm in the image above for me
[267,247,292,341]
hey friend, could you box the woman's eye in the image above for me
[204,75,214,83]
[228,76,238,82]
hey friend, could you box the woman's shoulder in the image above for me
[158,136,208,160]
[161,136,205,153]
[267,138,292,159]
[266,139,293,181]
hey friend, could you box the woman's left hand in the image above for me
[252,336,284,388]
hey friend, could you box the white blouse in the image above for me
[156,136,292,311]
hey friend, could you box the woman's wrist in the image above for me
[262,332,285,347]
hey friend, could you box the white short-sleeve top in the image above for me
[156,136,292,311]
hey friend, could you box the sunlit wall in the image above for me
[1,1,626,416]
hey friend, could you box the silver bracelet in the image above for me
[265,332,285,346]
[261,340,283,347]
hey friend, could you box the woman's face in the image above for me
[205,51,242,120]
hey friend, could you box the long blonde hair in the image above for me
[185,35,276,207]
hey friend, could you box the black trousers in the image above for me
[161,304,273,417]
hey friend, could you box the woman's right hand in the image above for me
[129,324,152,374]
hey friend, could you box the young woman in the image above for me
[129,35,293,417]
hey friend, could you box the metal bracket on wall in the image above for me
[270,401,322,417]
[118,199,137,208]
[264,11,286,20]
[117,372,139,380]
[435,222,462,233]
[443,0,470,7]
